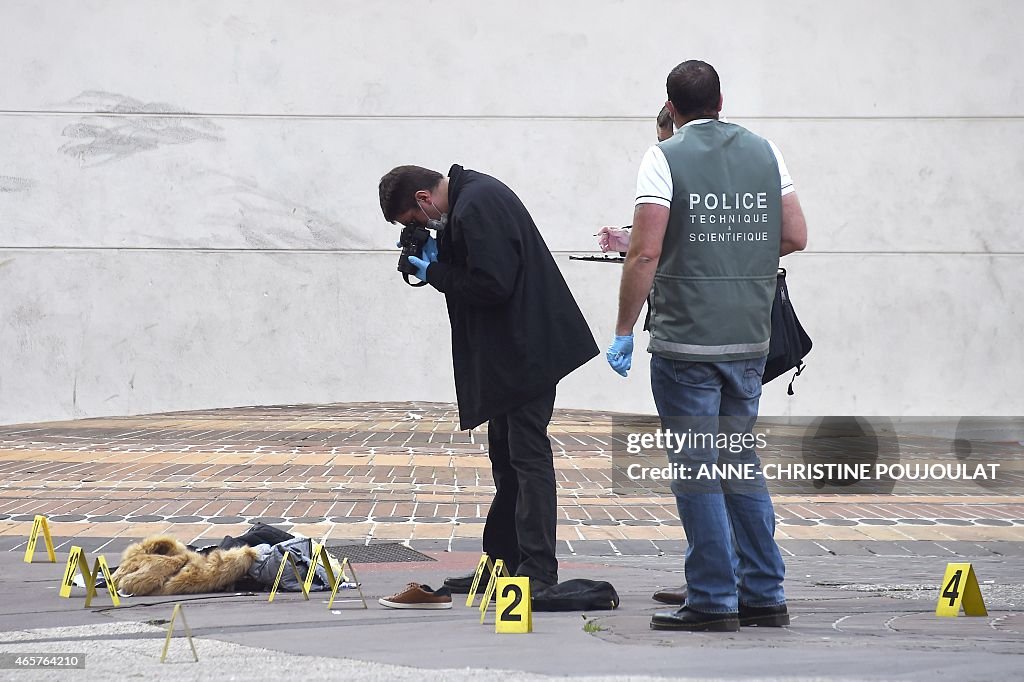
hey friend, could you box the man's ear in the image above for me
[414,189,430,203]
[717,93,724,112]
[665,100,680,126]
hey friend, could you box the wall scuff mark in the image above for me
[59,91,222,165]
[0,176,35,193]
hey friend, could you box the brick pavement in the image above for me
[1,402,1021,681]
[0,402,1022,556]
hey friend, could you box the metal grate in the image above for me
[324,542,436,564]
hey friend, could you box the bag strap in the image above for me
[786,362,805,396]
[404,273,428,287]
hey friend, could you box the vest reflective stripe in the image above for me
[649,338,770,356]
[649,121,782,363]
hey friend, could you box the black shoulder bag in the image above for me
[763,268,812,394]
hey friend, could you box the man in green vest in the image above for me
[607,60,808,632]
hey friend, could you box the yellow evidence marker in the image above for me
[328,557,368,610]
[302,542,328,596]
[24,514,56,563]
[268,550,310,602]
[936,562,987,617]
[58,547,119,607]
[160,603,199,663]
[465,553,495,607]
[495,576,533,634]
[59,546,92,598]
[86,555,120,608]
[301,542,368,609]
[478,559,511,623]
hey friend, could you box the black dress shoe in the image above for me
[652,586,687,605]
[650,606,740,632]
[739,603,789,627]
[443,570,488,594]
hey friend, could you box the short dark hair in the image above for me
[378,165,443,222]
[656,105,673,130]
[666,60,720,119]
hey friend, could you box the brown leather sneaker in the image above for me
[378,583,453,609]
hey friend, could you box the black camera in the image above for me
[397,224,431,286]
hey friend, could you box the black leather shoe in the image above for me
[650,606,740,632]
[443,570,488,594]
[652,586,687,605]
[739,603,790,627]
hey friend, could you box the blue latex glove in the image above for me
[422,234,438,262]
[407,235,438,282]
[606,334,634,377]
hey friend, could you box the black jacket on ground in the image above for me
[425,165,598,430]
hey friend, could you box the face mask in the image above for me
[427,213,448,231]
[418,199,448,232]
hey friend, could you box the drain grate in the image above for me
[324,542,436,564]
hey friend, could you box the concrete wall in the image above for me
[1,0,1021,424]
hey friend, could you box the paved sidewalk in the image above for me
[0,548,1021,681]
[0,402,1021,680]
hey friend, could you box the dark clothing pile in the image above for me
[197,522,336,592]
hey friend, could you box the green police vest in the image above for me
[648,120,782,362]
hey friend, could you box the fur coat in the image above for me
[111,535,258,596]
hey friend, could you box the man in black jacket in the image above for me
[379,164,598,591]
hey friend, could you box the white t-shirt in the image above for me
[635,119,794,208]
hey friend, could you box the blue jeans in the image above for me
[650,354,786,614]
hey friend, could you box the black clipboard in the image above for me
[568,254,625,263]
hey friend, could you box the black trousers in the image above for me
[481,386,558,586]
